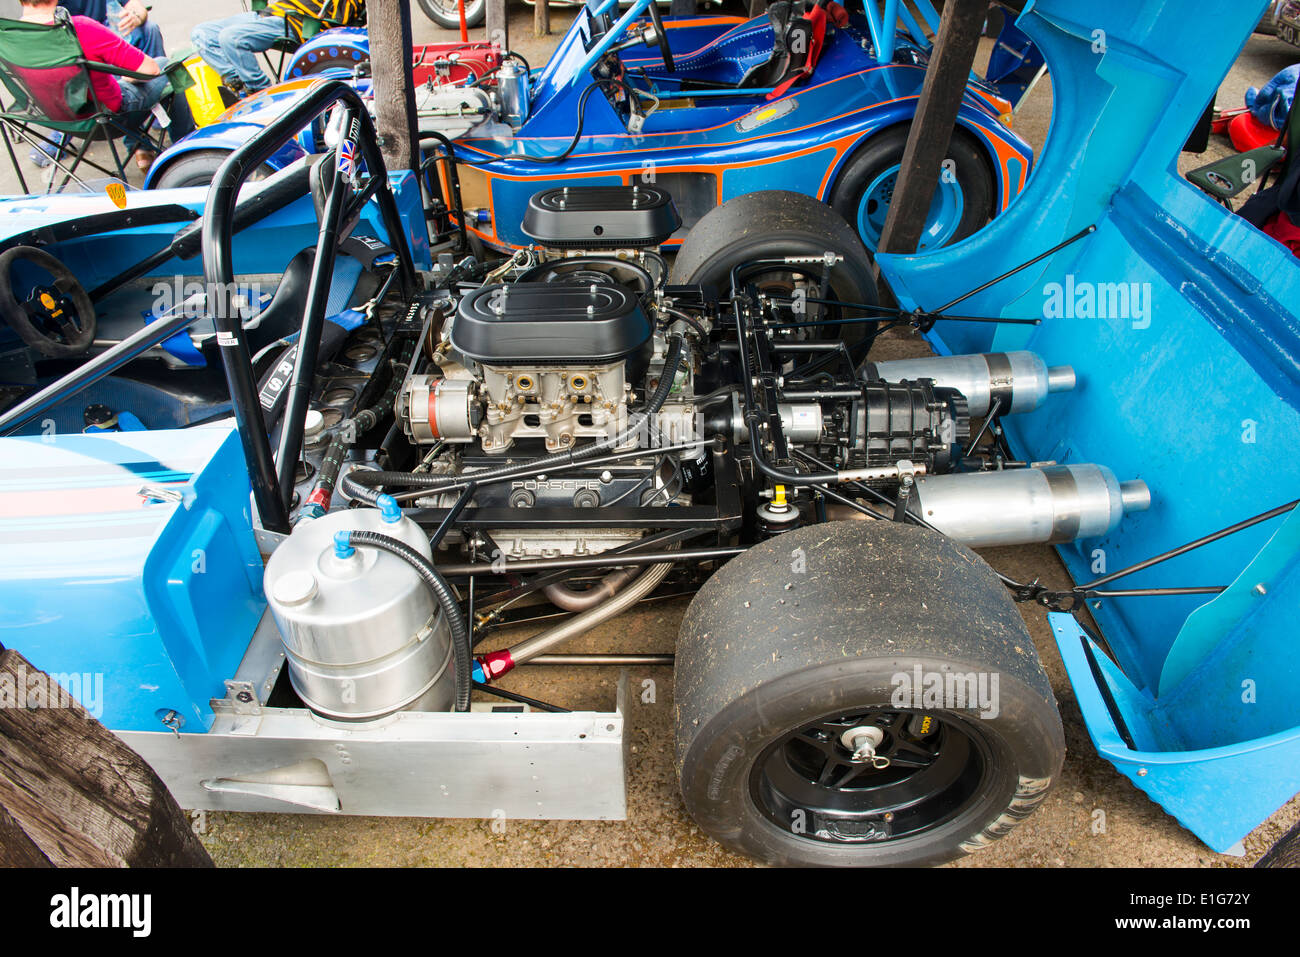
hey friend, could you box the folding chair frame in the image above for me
[0,11,192,195]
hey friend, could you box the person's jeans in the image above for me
[191,13,288,93]
[116,58,194,155]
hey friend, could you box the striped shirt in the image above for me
[266,1,367,41]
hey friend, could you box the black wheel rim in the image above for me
[750,707,993,845]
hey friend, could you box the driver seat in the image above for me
[738,0,845,98]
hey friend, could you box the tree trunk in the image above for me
[487,0,510,51]
[368,0,421,178]
[875,0,989,258]
[0,647,212,867]
[0,800,51,867]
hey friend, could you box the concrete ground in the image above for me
[4,2,1297,867]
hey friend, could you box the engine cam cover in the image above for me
[521,185,681,248]
[451,282,651,365]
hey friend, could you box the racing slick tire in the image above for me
[150,149,273,190]
[674,520,1066,867]
[669,189,879,344]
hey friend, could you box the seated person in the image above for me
[192,1,367,96]
[24,0,166,167]
[60,0,166,59]
[17,0,193,171]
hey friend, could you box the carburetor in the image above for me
[398,280,654,454]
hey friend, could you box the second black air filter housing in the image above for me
[451,283,651,365]
[521,185,681,248]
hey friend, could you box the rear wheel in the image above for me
[674,520,1065,867]
[830,126,995,252]
[416,0,487,30]
[670,189,879,347]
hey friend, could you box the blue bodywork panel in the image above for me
[875,0,1299,851]
[0,427,264,733]
[443,9,1030,250]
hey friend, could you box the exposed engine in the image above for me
[384,246,1144,554]
[267,186,1150,723]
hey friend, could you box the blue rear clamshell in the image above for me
[876,0,1300,852]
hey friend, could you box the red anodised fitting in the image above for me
[475,649,515,684]
[304,487,331,511]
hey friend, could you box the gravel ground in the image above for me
[4,2,1297,867]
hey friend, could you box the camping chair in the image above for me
[244,0,335,84]
[0,11,194,195]
[1187,95,1298,206]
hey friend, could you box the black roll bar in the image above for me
[202,79,420,534]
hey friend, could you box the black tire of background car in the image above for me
[674,520,1066,867]
[0,246,96,359]
[829,125,995,251]
[416,0,487,30]
[668,189,880,343]
[151,149,280,190]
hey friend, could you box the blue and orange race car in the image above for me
[147,0,1032,254]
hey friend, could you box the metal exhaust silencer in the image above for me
[907,464,1150,548]
[865,351,1075,416]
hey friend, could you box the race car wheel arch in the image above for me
[828,123,996,252]
[673,520,1066,867]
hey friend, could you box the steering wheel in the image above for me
[0,246,96,359]
[647,2,675,73]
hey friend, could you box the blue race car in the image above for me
[4,0,1292,871]
[146,0,1032,254]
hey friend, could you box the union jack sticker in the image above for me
[338,139,357,180]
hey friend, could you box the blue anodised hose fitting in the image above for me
[377,493,402,524]
[333,530,355,559]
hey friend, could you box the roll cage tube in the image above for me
[202,79,419,535]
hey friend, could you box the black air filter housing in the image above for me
[521,185,681,248]
[451,283,652,365]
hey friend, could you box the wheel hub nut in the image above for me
[841,726,890,768]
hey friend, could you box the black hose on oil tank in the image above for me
[340,466,383,506]
[345,530,471,712]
